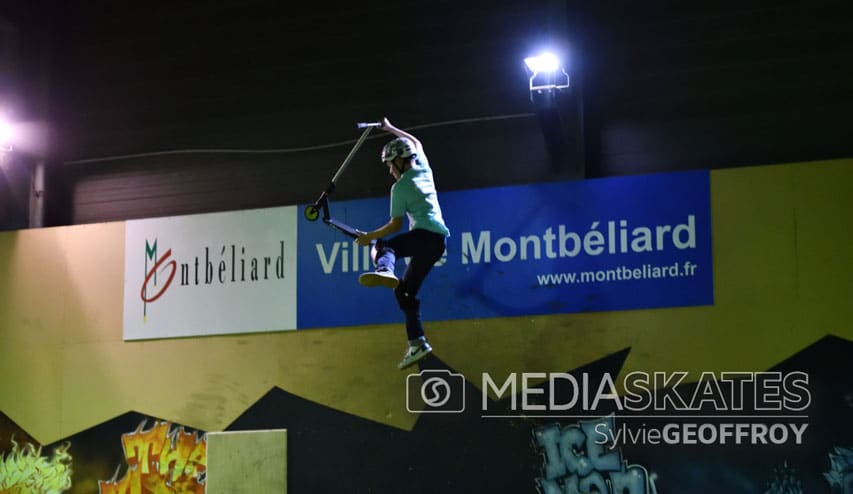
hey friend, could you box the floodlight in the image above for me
[524,53,561,74]
[524,52,570,99]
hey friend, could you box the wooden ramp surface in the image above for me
[206,429,287,493]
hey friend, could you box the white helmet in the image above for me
[380,138,417,163]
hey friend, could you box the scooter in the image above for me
[303,121,381,238]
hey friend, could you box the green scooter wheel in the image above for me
[304,205,320,222]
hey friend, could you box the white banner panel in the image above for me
[123,206,297,340]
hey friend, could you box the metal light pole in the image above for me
[525,51,583,179]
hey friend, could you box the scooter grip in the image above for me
[356,122,382,128]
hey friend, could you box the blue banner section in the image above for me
[297,170,713,329]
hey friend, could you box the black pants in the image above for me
[375,229,446,341]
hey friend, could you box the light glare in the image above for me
[524,53,560,73]
[0,119,11,151]
[0,120,11,143]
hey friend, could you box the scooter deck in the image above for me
[324,218,359,239]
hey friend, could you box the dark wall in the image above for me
[580,0,853,176]
[44,1,562,225]
[2,0,851,229]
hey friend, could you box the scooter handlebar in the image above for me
[356,121,382,128]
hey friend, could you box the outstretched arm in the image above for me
[381,117,423,155]
[355,216,404,246]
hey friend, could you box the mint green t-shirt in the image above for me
[390,155,450,237]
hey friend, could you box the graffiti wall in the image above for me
[0,159,851,493]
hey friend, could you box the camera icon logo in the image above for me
[406,369,466,414]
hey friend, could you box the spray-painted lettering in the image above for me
[533,416,657,494]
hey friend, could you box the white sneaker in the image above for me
[359,269,399,289]
[398,342,432,369]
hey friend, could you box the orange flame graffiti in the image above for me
[98,421,205,494]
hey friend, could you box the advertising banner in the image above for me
[298,170,713,328]
[124,170,712,338]
[123,207,298,340]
